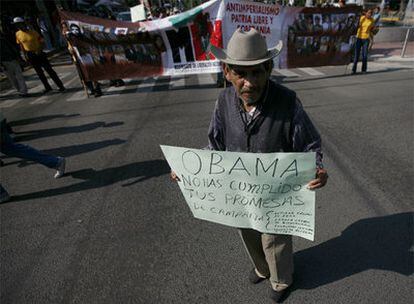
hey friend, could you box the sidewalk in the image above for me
[370,41,414,62]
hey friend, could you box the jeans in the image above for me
[352,38,369,73]
[27,51,64,90]
[0,128,59,169]
[2,60,28,94]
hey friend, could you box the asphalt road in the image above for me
[1,61,413,304]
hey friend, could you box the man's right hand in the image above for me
[170,171,180,182]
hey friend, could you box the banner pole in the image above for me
[69,42,90,98]
[401,28,411,58]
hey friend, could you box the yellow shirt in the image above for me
[356,16,375,40]
[15,29,43,52]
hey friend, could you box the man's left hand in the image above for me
[307,168,328,190]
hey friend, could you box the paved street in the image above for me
[1,59,413,304]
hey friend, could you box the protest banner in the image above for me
[161,145,317,241]
[59,0,361,81]
[59,0,223,81]
[282,6,362,68]
[219,1,362,68]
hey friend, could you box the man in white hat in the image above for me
[172,28,328,302]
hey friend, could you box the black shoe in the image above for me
[249,268,267,284]
[42,88,52,94]
[94,90,102,97]
[19,93,29,97]
[269,288,289,303]
[58,87,66,92]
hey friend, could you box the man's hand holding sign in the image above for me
[164,28,328,303]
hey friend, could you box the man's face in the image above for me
[224,63,270,105]
[70,24,80,35]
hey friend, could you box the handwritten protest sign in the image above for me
[161,145,316,241]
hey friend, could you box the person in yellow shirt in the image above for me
[352,9,377,74]
[13,17,65,93]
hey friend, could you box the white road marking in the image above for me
[30,95,51,104]
[0,89,16,97]
[0,99,22,108]
[136,77,160,92]
[30,84,46,94]
[63,76,81,88]
[273,69,300,77]
[197,74,216,85]
[66,90,87,101]
[298,67,325,76]
[169,76,186,89]
[101,85,128,98]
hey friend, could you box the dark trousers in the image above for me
[27,51,64,90]
[352,38,369,73]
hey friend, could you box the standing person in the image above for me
[352,9,376,74]
[0,113,66,203]
[13,17,66,94]
[369,6,381,50]
[0,31,28,97]
[61,22,102,98]
[170,29,328,303]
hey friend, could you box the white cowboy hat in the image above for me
[12,17,25,24]
[210,28,283,66]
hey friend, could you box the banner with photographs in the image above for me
[219,1,362,69]
[59,0,223,81]
[283,6,362,68]
[59,0,361,82]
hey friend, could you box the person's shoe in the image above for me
[42,88,52,94]
[269,287,289,303]
[94,90,102,97]
[0,190,11,204]
[248,268,267,284]
[351,70,356,75]
[19,92,29,97]
[58,87,66,92]
[54,157,66,178]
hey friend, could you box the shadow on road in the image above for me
[292,212,413,290]
[9,159,170,202]
[9,114,80,127]
[13,121,124,142]
[1,139,126,167]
